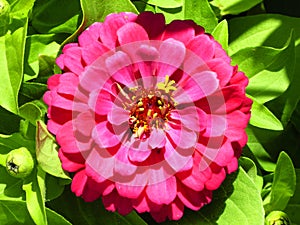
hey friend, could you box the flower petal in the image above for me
[146,176,177,205]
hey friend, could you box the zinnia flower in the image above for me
[44,12,252,222]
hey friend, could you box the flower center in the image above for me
[127,76,177,140]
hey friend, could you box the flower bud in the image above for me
[265,211,291,225]
[6,147,34,179]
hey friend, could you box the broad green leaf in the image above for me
[0,199,71,225]
[8,0,35,18]
[0,25,27,114]
[64,0,138,44]
[245,126,276,172]
[36,121,71,180]
[19,82,48,105]
[183,0,218,33]
[156,6,184,23]
[212,19,228,52]
[0,200,34,224]
[48,187,146,225]
[19,101,45,125]
[23,171,47,225]
[0,166,24,200]
[133,1,155,13]
[239,157,263,192]
[265,152,296,213]
[247,32,295,104]
[248,95,283,131]
[0,132,35,152]
[24,34,61,81]
[0,0,10,36]
[31,0,81,34]
[229,15,300,55]
[210,0,262,15]
[147,0,182,8]
[163,167,264,225]
[44,174,66,201]
[46,207,72,225]
[285,169,300,225]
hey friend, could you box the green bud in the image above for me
[6,147,34,179]
[265,211,291,225]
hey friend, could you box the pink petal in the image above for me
[166,124,198,149]
[187,34,215,61]
[92,122,121,148]
[117,22,149,45]
[105,51,135,86]
[162,20,195,44]
[205,166,226,190]
[107,105,129,126]
[56,121,79,154]
[82,42,109,65]
[128,139,152,162]
[86,147,114,181]
[157,39,186,78]
[58,150,84,172]
[136,12,165,39]
[203,114,227,137]
[102,190,133,215]
[174,71,219,104]
[80,66,110,93]
[100,12,138,48]
[88,89,114,115]
[58,44,84,75]
[146,176,177,205]
[177,184,211,211]
[116,182,145,199]
[132,195,150,213]
[47,74,60,90]
[78,22,102,47]
[71,169,88,197]
[56,72,79,96]
[148,128,166,149]
[73,111,95,137]
[226,157,238,174]
[114,145,137,177]
[207,58,233,87]
[168,198,184,221]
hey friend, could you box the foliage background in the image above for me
[0,0,299,224]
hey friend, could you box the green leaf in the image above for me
[0,166,24,200]
[0,25,27,114]
[46,207,72,225]
[210,0,263,15]
[24,34,61,81]
[63,0,138,45]
[31,0,81,34]
[0,200,34,224]
[156,6,184,24]
[48,187,146,225]
[248,95,283,131]
[19,82,48,105]
[265,152,296,213]
[239,157,263,192]
[19,101,45,125]
[183,0,218,33]
[211,19,228,52]
[0,132,35,152]
[132,1,155,13]
[285,169,300,225]
[245,126,276,172]
[0,199,71,225]
[229,14,300,55]
[147,0,182,8]
[23,171,47,225]
[36,121,71,181]
[44,174,66,201]
[163,167,264,225]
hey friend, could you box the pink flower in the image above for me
[44,12,252,222]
